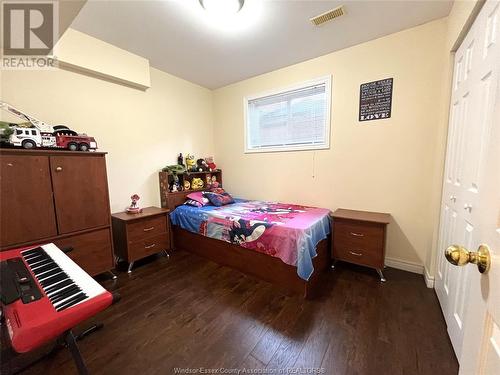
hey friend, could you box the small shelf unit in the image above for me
[159,169,223,211]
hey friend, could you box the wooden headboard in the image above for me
[165,191,192,211]
[159,170,223,211]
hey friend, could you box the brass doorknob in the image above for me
[445,244,491,274]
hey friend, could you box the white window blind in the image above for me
[245,76,331,152]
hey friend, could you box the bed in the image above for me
[169,197,331,298]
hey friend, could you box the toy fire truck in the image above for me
[0,101,97,151]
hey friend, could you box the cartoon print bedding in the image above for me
[170,199,331,280]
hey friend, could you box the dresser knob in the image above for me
[55,166,63,172]
[349,251,363,257]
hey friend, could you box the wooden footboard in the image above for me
[172,226,330,298]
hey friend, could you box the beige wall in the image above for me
[0,1,480,277]
[1,66,213,213]
[56,29,151,89]
[213,19,449,268]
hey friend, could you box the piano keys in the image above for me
[21,245,104,312]
[0,243,117,354]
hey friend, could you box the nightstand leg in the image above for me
[127,262,134,274]
[108,271,117,280]
[377,269,386,282]
[162,250,170,258]
[330,260,337,270]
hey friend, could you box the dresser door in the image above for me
[50,155,110,234]
[53,228,113,276]
[0,155,57,247]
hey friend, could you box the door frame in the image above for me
[432,0,500,371]
[428,0,486,288]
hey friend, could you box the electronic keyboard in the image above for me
[0,243,116,354]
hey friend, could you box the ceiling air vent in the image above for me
[310,6,345,26]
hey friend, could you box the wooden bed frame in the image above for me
[160,170,330,298]
[172,227,330,299]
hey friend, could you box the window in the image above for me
[245,76,331,153]
[31,130,37,135]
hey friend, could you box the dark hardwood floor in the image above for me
[14,250,458,375]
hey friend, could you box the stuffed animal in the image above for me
[191,177,204,190]
[186,154,196,172]
[205,175,212,189]
[162,164,186,174]
[183,180,191,190]
[205,156,216,171]
[211,175,220,189]
[196,158,209,172]
[170,172,181,192]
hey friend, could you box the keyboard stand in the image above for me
[64,330,89,375]
[75,322,104,341]
[0,322,105,375]
[45,321,103,375]
[62,320,106,375]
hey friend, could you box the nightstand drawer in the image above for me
[127,216,167,243]
[334,244,383,268]
[129,233,169,261]
[112,207,171,272]
[331,209,390,281]
[334,221,384,248]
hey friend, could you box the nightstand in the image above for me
[111,207,171,273]
[331,208,391,282]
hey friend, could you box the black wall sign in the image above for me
[359,78,393,122]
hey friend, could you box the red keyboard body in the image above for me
[0,244,113,353]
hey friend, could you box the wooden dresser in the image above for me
[0,149,114,277]
[111,207,171,273]
[331,208,391,282]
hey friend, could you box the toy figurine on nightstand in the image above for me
[126,194,143,214]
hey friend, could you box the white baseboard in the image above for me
[385,257,424,275]
[424,267,435,289]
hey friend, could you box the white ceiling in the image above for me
[71,0,453,89]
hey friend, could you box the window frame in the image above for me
[243,75,332,154]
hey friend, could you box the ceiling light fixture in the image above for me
[182,0,261,34]
[199,0,245,15]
